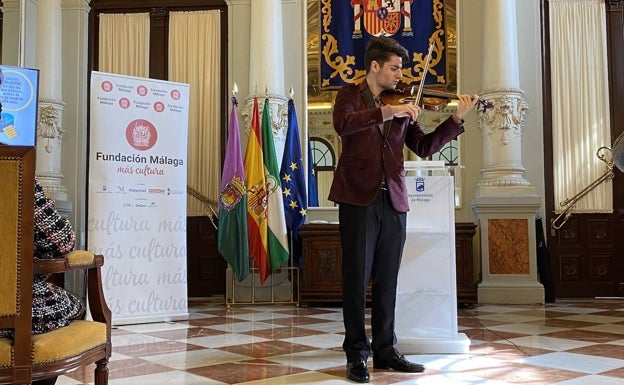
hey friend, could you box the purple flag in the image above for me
[217,96,249,282]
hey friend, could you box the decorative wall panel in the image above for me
[488,218,529,274]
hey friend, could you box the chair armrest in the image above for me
[33,252,112,326]
[33,251,103,275]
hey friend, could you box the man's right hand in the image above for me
[390,103,421,121]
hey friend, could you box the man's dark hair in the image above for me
[364,37,409,73]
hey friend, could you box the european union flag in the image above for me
[280,99,308,237]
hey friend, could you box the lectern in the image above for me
[395,161,470,354]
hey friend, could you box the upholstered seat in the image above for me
[0,146,112,385]
[0,320,107,366]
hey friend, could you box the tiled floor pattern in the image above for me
[57,299,624,384]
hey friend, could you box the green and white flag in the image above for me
[261,98,289,272]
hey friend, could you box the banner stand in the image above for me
[88,71,190,325]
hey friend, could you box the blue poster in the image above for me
[319,0,446,89]
[0,65,40,146]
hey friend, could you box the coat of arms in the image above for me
[352,0,414,37]
[320,0,445,88]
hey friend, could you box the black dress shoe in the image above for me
[346,360,370,383]
[373,353,425,373]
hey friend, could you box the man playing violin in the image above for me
[328,36,478,383]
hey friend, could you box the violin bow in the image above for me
[413,42,435,107]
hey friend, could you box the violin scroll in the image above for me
[475,98,494,113]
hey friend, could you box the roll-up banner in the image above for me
[88,71,190,325]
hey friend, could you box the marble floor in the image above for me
[57,299,624,385]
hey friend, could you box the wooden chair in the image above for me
[0,146,112,385]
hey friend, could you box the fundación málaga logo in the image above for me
[125,118,157,151]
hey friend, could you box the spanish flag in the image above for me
[244,97,269,284]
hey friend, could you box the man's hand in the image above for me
[453,94,479,121]
[390,103,421,121]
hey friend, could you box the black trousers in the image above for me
[339,188,406,362]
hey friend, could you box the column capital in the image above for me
[241,94,288,138]
[38,98,66,153]
[478,88,529,143]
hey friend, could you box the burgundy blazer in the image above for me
[328,81,464,213]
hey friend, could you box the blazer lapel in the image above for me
[361,88,391,140]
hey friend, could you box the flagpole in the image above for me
[287,86,295,296]
[220,81,253,306]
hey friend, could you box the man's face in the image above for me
[371,54,403,91]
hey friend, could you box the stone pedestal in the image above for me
[473,195,544,304]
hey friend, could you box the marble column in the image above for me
[472,0,544,304]
[59,0,91,241]
[243,0,288,159]
[34,0,70,216]
[227,0,291,302]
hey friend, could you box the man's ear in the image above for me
[370,60,380,73]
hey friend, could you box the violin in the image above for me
[380,84,494,113]
[380,43,492,113]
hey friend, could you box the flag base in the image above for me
[225,266,299,308]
